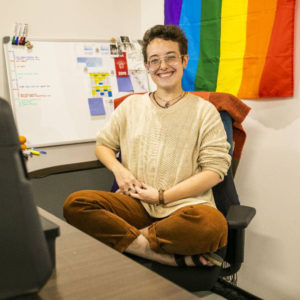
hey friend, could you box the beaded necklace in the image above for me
[152,91,186,108]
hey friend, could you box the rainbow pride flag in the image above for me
[164,0,295,98]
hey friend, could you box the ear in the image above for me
[182,54,189,69]
[144,62,150,72]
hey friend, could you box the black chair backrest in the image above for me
[213,111,240,217]
[0,98,53,299]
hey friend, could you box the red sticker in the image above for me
[114,52,129,77]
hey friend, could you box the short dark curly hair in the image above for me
[142,24,188,63]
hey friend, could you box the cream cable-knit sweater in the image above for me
[96,93,231,218]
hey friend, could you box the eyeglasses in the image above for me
[147,54,184,71]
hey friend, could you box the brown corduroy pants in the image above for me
[63,190,228,255]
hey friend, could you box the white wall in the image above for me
[142,1,300,299]
[235,2,300,298]
[141,0,164,35]
[0,0,141,100]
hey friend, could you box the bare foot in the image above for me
[125,234,176,266]
[125,234,214,267]
[184,255,214,267]
[140,227,149,238]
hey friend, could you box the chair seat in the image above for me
[124,250,224,292]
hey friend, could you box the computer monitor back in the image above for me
[0,98,52,299]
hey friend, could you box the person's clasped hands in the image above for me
[128,183,159,205]
[115,166,159,205]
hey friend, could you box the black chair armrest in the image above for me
[226,205,256,229]
[221,205,256,277]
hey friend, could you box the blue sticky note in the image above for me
[117,76,134,92]
[77,57,87,63]
[77,57,102,67]
[86,57,102,68]
[88,98,106,116]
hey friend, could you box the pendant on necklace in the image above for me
[165,102,169,108]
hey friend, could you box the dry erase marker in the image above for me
[15,23,20,45]
[22,24,28,45]
[18,24,24,45]
[32,148,47,154]
[29,149,40,156]
[12,23,18,45]
[31,150,40,156]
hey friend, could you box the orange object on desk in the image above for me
[19,136,26,144]
[19,136,27,150]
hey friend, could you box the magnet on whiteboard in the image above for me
[25,41,33,50]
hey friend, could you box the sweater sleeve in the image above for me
[197,104,231,180]
[96,104,124,152]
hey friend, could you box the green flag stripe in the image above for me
[195,0,222,91]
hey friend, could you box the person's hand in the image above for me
[129,183,159,205]
[113,166,141,194]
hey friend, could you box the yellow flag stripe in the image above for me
[216,0,248,95]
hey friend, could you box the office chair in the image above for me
[111,92,256,294]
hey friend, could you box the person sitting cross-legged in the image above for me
[63,24,231,268]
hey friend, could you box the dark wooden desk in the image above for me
[38,208,199,300]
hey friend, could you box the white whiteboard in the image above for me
[3,37,156,147]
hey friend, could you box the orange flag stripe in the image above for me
[238,0,277,98]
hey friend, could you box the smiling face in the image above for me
[145,38,188,92]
